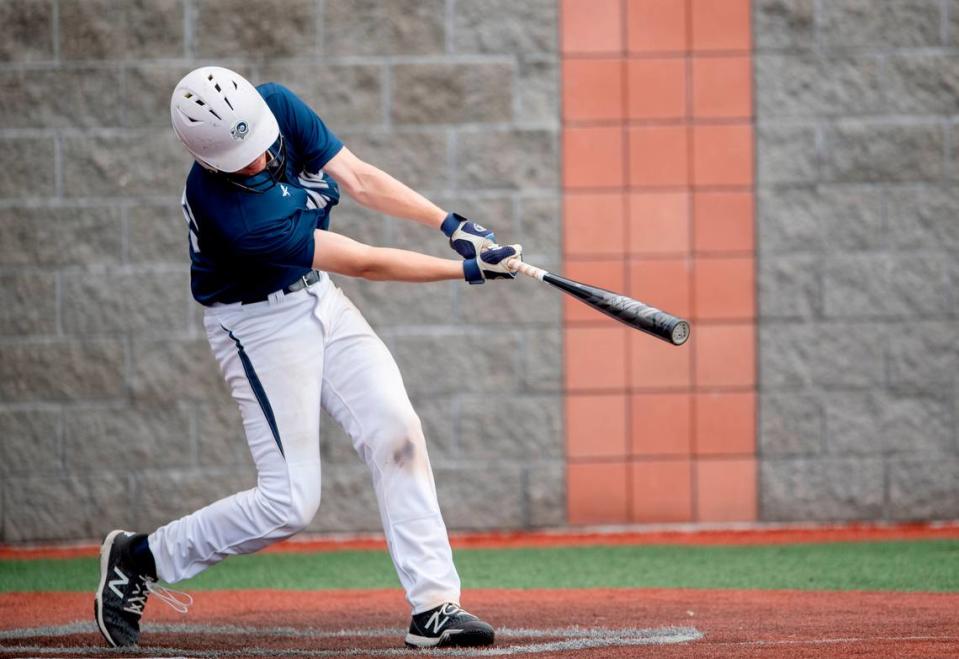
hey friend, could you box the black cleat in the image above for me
[405,602,495,648]
[94,530,154,647]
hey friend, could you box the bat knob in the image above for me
[671,321,690,346]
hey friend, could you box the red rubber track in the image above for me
[2,521,958,560]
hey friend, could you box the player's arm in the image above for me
[323,147,446,228]
[324,147,503,261]
[312,229,519,284]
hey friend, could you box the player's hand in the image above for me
[440,212,496,259]
[463,244,522,285]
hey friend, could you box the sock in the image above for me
[125,534,158,581]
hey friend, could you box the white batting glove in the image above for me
[463,244,522,284]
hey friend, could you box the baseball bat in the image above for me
[507,258,690,346]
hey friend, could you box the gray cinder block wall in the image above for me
[755,0,959,520]
[0,0,562,542]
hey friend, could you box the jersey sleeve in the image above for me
[259,83,344,174]
[228,209,318,269]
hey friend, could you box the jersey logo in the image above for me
[280,184,290,197]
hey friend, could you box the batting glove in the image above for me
[441,212,497,259]
[463,244,522,285]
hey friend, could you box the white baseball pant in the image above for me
[147,273,461,613]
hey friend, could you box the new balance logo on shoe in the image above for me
[108,567,129,600]
[405,602,494,649]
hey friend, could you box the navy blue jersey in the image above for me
[181,83,344,305]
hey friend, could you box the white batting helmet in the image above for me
[170,66,279,173]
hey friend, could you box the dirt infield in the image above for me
[1,588,957,657]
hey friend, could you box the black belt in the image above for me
[242,270,322,305]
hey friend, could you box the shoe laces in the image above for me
[122,576,193,616]
[147,580,193,614]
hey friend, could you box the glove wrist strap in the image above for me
[440,212,463,237]
[463,258,484,285]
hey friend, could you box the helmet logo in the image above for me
[231,120,250,141]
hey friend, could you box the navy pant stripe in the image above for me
[222,326,285,458]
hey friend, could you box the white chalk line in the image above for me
[0,622,703,656]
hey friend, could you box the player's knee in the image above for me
[376,405,424,445]
[283,494,321,534]
[255,485,321,536]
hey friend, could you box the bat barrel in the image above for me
[544,272,690,346]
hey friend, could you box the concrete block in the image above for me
[308,465,382,532]
[756,55,883,118]
[0,67,123,128]
[457,129,559,189]
[136,467,256,532]
[517,195,562,264]
[335,279,457,327]
[0,0,54,61]
[342,130,448,192]
[886,322,959,390]
[458,394,562,459]
[4,474,129,542]
[517,59,559,126]
[60,0,183,59]
[525,461,565,526]
[821,121,943,183]
[760,323,886,389]
[886,185,959,249]
[410,395,457,461]
[64,404,193,469]
[520,328,562,392]
[757,185,884,254]
[258,63,384,128]
[392,331,519,396]
[124,64,199,128]
[819,0,941,48]
[753,0,814,50]
[196,401,255,468]
[0,272,57,335]
[760,458,884,521]
[884,54,959,115]
[61,269,190,334]
[195,0,315,57]
[759,392,823,456]
[821,254,892,318]
[460,277,561,326]
[131,339,230,402]
[0,340,126,401]
[0,409,60,474]
[887,457,959,520]
[0,138,55,199]
[824,391,953,456]
[0,207,122,266]
[63,133,189,198]
[756,124,818,185]
[758,255,820,320]
[392,63,513,125]
[454,0,557,53]
[434,463,525,529]
[324,0,445,56]
[128,204,189,264]
[758,324,818,388]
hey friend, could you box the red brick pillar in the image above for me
[561,0,756,524]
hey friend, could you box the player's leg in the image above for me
[95,290,326,647]
[317,283,493,648]
[149,293,326,580]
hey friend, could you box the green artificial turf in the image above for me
[1,540,957,593]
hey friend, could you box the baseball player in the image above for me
[93,66,520,650]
